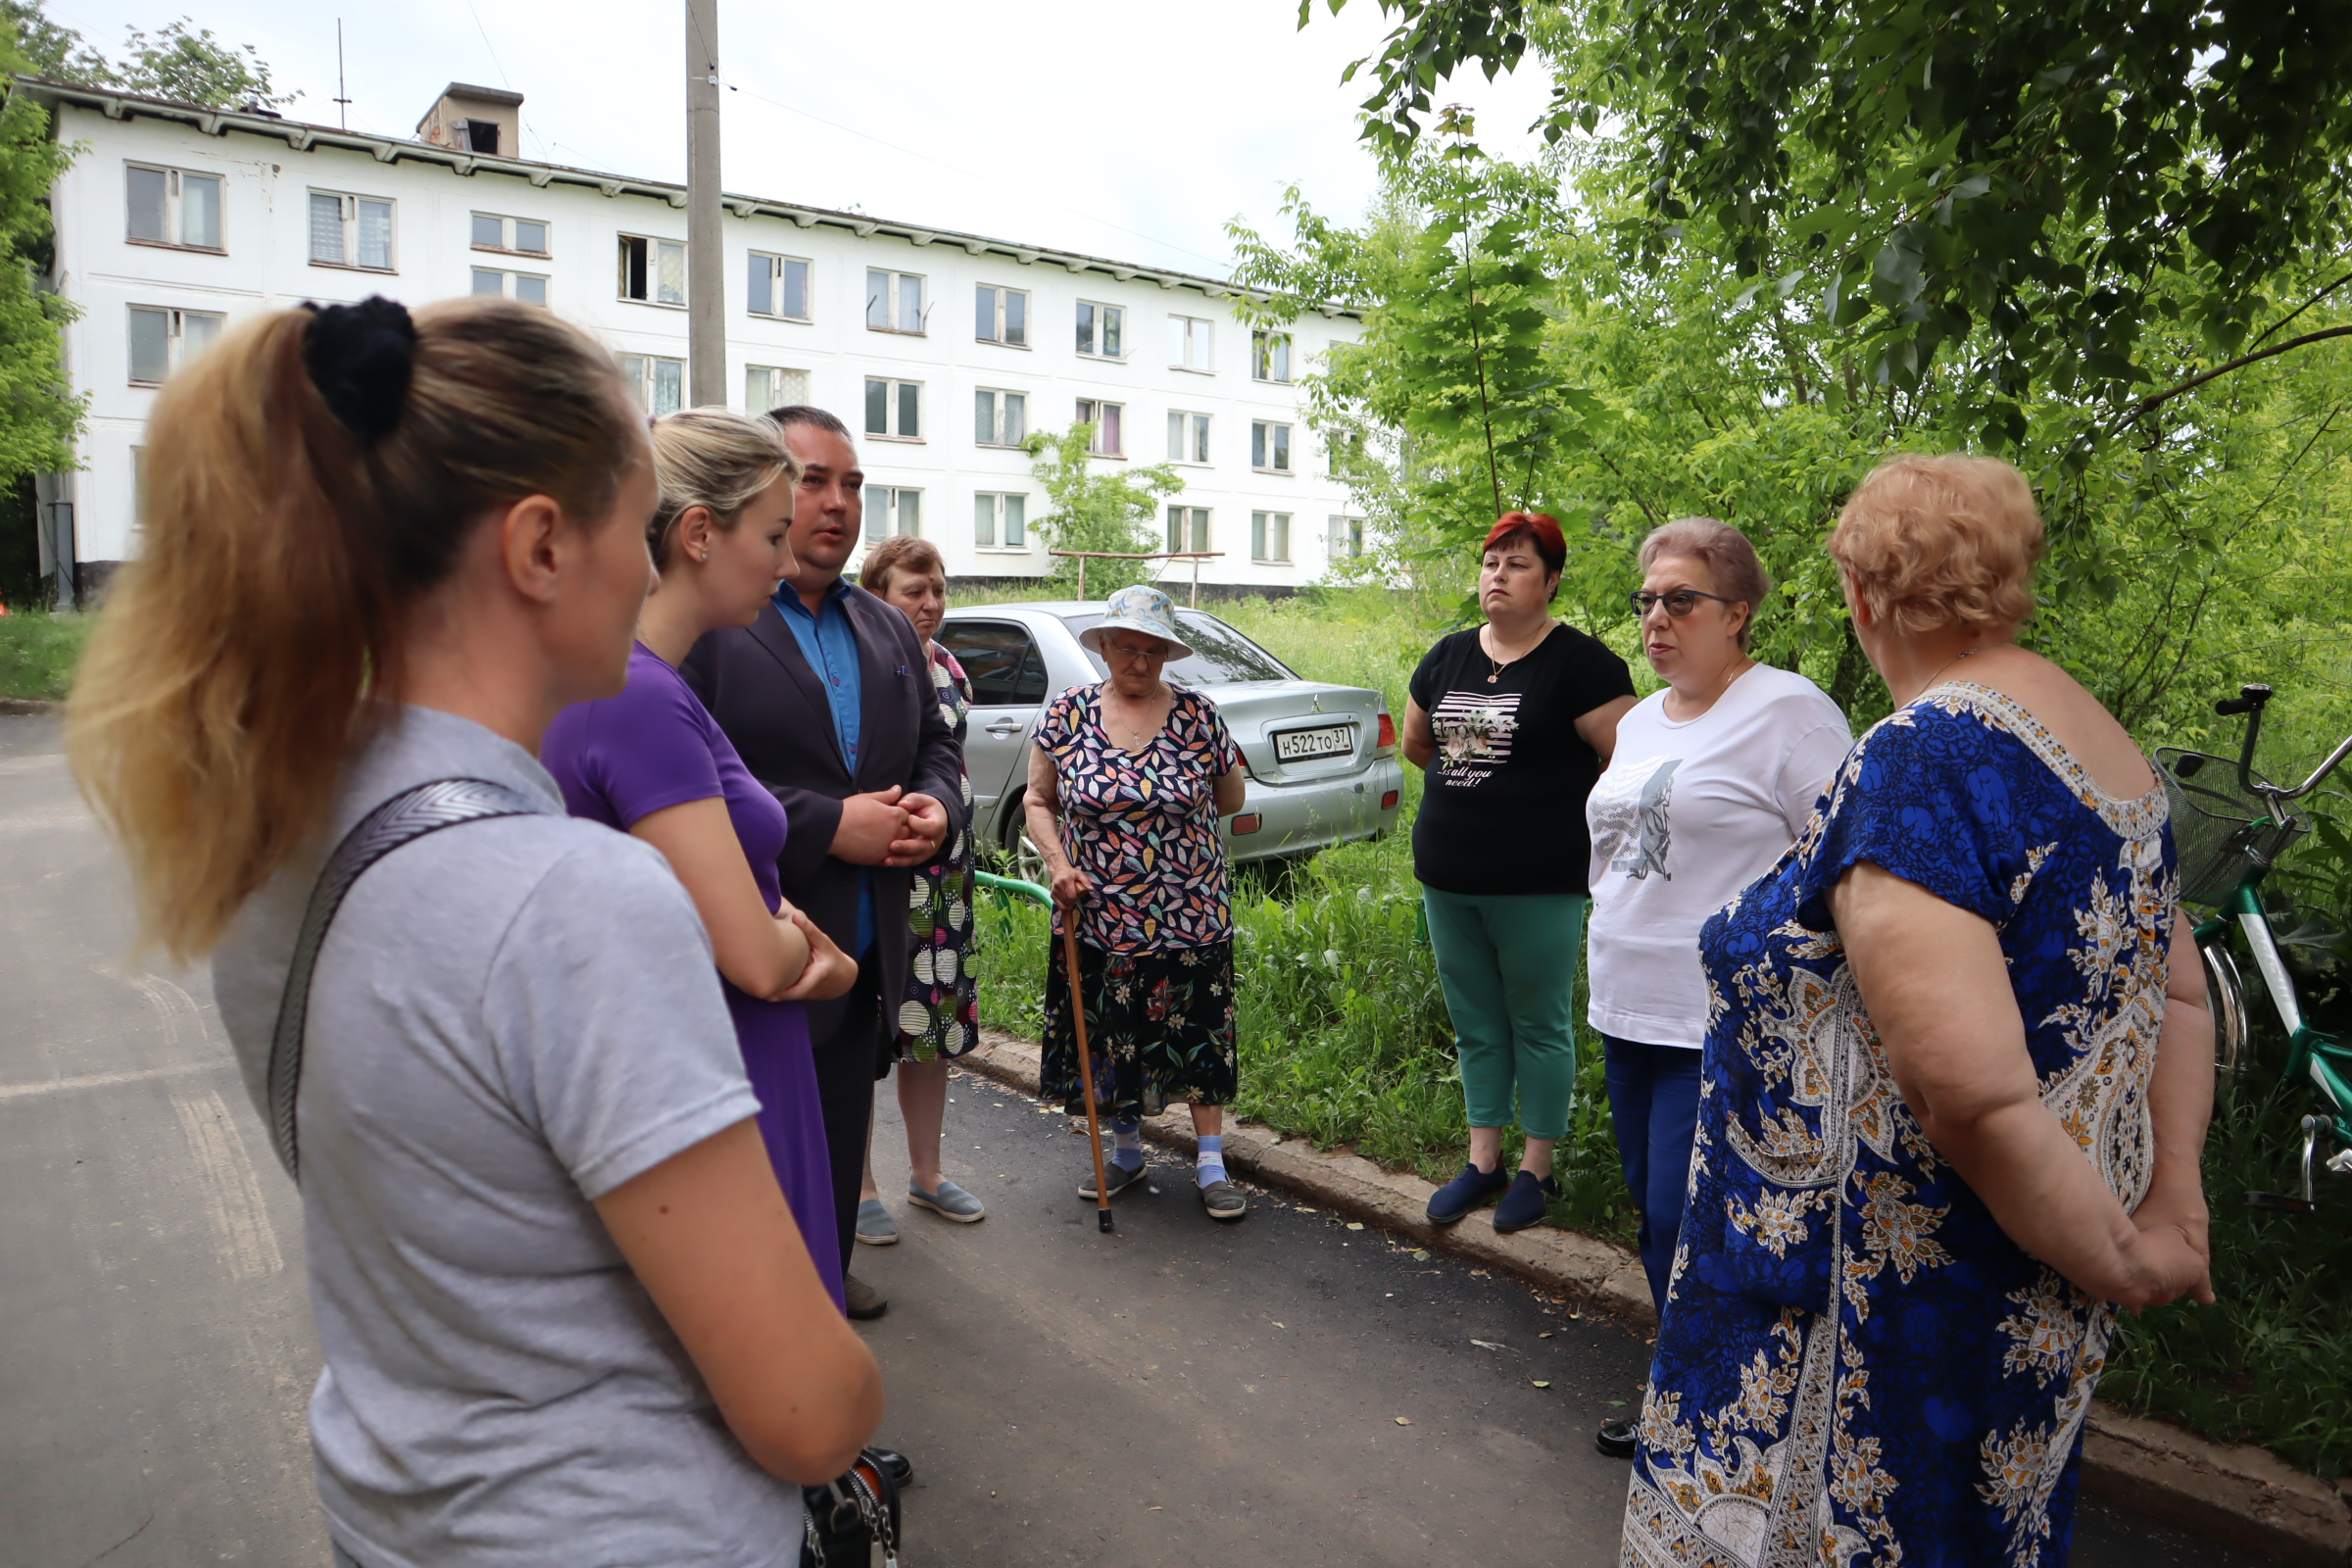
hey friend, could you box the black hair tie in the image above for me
[301,296,416,443]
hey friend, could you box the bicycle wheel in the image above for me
[2201,936,2248,1083]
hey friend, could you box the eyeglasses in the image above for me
[1630,588,1738,618]
[1103,642,1163,666]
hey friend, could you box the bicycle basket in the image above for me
[2154,748,2308,905]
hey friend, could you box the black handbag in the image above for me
[801,1447,902,1568]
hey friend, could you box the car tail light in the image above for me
[1231,813,1263,835]
[1381,789,1399,809]
[1376,712,1396,754]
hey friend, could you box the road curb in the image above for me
[961,1028,2352,1566]
[0,698,58,715]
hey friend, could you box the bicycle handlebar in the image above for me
[2225,685,2272,794]
[2212,682,2352,813]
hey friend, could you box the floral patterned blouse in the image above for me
[1034,683,1242,954]
[1625,682,2177,1568]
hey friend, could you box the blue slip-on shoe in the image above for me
[907,1177,987,1223]
[855,1197,900,1246]
[1426,1162,1510,1225]
[1492,1168,1560,1234]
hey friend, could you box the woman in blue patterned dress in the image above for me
[1624,455,2217,1568]
[1025,585,1250,1222]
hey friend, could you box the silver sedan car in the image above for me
[937,602,1405,874]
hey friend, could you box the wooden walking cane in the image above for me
[1059,913,1116,1234]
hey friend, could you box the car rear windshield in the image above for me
[1059,610,1295,686]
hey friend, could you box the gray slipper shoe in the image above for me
[855,1197,899,1246]
[1199,1179,1247,1221]
[907,1178,986,1223]
[1078,1161,1150,1200]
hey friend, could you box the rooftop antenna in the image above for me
[333,21,351,128]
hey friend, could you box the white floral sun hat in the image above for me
[1079,583,1196,661]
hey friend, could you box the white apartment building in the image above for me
[22,77,1366,598]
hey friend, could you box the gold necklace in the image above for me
[1484,623,1540,684]
[1918,644,1986,697]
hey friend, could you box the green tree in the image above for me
[1231,130,2352,736]
[4,2,291,109]
[1312,0,2352,462]
[0,12,83,607]
[1024,422,1186,597]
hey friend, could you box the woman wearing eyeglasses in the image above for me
[1582,516,1849,1459]
[1404,514,1638,1236]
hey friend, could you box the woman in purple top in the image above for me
[543,409,856,1308]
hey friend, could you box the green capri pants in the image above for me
[1420,886,1587,1141]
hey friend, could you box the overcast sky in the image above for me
[47,0,1553,278]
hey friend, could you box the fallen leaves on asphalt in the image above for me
[1394,1416,1412,1426]
[1532,1381,1552,1389]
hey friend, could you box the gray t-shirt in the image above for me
[212,706,801,1568]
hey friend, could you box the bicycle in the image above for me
[2156,684,2352,1212]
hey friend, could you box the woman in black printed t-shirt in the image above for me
[1402,513,1636,1234]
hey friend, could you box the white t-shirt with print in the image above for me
[1585,663,1852,1049]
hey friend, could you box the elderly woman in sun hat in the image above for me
[1024,583,1250,1221]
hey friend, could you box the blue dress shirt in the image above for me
[776,578,875,958]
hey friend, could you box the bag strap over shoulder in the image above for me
[266,777,541,1181]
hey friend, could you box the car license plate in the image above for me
[1274,723,1353,761]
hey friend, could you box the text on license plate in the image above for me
[1274,723,1354,761]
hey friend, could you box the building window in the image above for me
[976,284,1028,347]
[866,269,925,333]
[747,365,810,413]
[126,164,221,251]
[1075,398,1124,457]
[865,486,921,542]
[309,189,395,270]
[1075,301,1125,360]
[975,491,1028,550]
[1251,329,1293,383]
[1251,420,1294,473]
[1329,428,1368,477]
[619,234,686,306]
[1166,410,1211,465]
[1251,511,1293,564]
[866,377,923,441]
[1329,514,1365,559]
[975,388,1027,447]
[471,268,548,305]
[470,213,548,255]
[618,353,686,415]
[749,252,810,320]
[128,305,223,385]
[1167,315,1213,372]
[1166,506,1211,555]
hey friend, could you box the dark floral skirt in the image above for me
[1041,939,1238,1120]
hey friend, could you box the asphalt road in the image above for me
[0,710,2258,1568]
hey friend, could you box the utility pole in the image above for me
[685,0,725,409]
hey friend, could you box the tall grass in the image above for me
[966,583,2352,1478]
[0,611,89,702]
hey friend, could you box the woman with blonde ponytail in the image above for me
[69,297,879,1567]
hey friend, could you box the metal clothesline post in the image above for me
[1046,550,1225,607]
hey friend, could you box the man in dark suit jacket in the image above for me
[684,407,961,1322]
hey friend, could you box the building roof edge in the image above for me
[12,75,1365,320]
